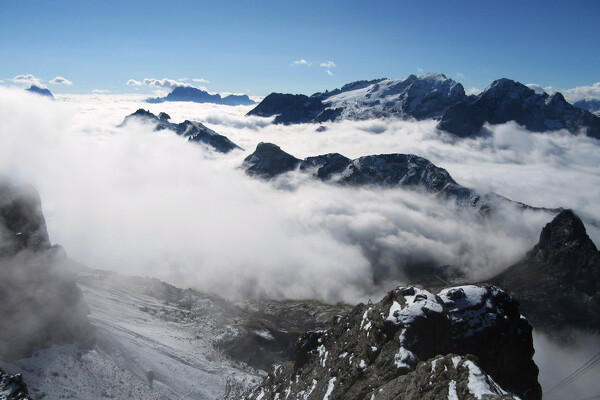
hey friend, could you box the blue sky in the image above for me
[1,0,599,96]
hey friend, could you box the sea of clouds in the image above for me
[1,87,599,304]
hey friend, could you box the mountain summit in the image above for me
[119,109,242,153]
[247,74,600,138]
[490,210,600,332]
[147,86,255,106]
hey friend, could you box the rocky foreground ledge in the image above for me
[246,285,541,400]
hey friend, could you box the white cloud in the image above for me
[527,82,600,104]
[526,83,547,95]
[92,89,110,94]
[142,78,190,89]
[127,77,192,90]
[466,87,482,96]
[12,74,45,88]
[456,72,465,80]
[192,78,210,84]
[292,59,312,67]
[320,61,336,76]
[1,90,598,304]
[49,76,73,85]
[417,67,424,74]
[560,82,600,103]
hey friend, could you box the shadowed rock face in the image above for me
[0,179,94,361]
[242,142,301,178]
[437,78,600,138]
[247,74,600,138]
[245,285,541,400]
[119,109,242,153]
[490,210,600,333]
[0,369,31,400]
[25,85,54,100]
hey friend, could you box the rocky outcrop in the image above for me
[0,178,94,361]
[574,99,600,117]
[25,85,54,100]
[146,86,255,105]
[0,369,31,400]
[242,143,539,213]
[245,285,541,400]
[438,78,600,138]
[242,143,301,178]
[119,109,242,153]
[247,73,600,138]
[490,210,600,333]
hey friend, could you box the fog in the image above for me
[1,87,599,303]
[534,330,600,399]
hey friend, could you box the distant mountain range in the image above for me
[247,73,600,139]
[119,109,242,153]
[25,85,54,100]
[146,86,256,106]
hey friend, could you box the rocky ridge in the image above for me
[0,369,31,400]
[0,178,93,361]
[242,142,536,212]
[245,285,541,400]
[147,86,255,106]
[247,73,600,138]
[119,109,242,153]
[25,85,54,100]
[490,209,600,333]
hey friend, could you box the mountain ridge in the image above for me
[247,73,600,138]
[147,86,256,106]
[119,109,242,153]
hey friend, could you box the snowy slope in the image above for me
[0,271,263,400]
[323,73,465,121]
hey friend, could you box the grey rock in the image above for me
[119,109,242,153]
[245,285,541,400]
[147,86,255,106]
[490,210,600,334]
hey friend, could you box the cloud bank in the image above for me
[1,88,599,304]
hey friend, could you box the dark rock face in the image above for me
[25,85,54,100]
[0,369,31,400]
[146,86,255,105]
[0,179,94,361]
[246,93,324,124]
[247,74,600,139]
[490,210,600,333]
[0,181,50,256]
[245,285,541,400]
[438,78,600,138]
[242,143,536,213]
[119,109,242,153]
[242,143,301,178]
